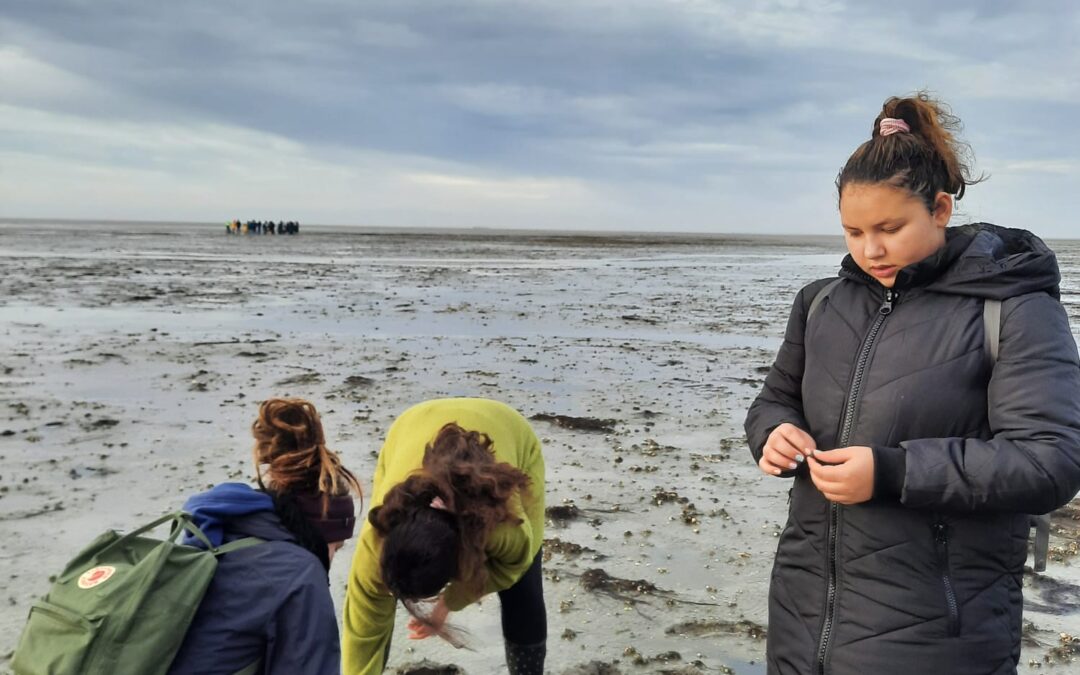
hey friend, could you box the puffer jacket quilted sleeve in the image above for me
[745,277,837,462]
[892,291,1080,514]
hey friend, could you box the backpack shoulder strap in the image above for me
[1030,514,1050,573]
[233,659,263,675]
[983,298,1001,366]
[214,537,265,556]
[807,278,843,322]
[983,298,1051,572]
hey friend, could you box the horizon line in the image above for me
[7,217,1068,241]
[0,216,849,240]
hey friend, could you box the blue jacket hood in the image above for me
[182,482,275,547]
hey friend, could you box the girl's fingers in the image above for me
[764,442,805,470]
[772,431,809,458]
[808,466,843,493]
[777,441,806,464]
[808,466,852,502]
[763,452,794,471]
[769,451,801,471]
[760,453,794,473]
[761,427,816,475]
[759,456,784,476]
[807,453,841,473]
[767,426,808,458]
[812,480,845,502]
[810,472,844,492]
[778,425,816,452]
[407,617,435,640]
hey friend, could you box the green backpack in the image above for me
[12,511,263,675]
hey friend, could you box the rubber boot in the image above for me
[505,639,546,675]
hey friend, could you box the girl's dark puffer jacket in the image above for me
[745,223,1080,675]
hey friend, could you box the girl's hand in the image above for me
[407,594,450,640]
[759,423,816,476]
[807,446,875,504]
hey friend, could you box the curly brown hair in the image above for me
[368,422,531,599]
[252,398,362,514]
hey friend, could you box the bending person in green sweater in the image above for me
[342,398,546,674]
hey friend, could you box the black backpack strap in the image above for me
[806,278,843,322]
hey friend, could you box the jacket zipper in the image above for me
[933,521,961,636]
[817,288,894,675]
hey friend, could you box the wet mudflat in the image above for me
[1,222,1079,674]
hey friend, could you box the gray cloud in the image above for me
[1,0,1078,234]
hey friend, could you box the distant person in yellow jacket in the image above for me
[342,398,546,674]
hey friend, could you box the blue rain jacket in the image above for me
[168,483,341,675]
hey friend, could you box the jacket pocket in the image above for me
[932,521,961,637]
[12,600,99,675]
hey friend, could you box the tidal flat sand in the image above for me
[1,222,1078,673]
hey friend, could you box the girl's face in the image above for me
[839,183,952,288]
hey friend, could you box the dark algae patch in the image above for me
[274,372,323,387]
[546,502,582,523]
[580,568,664,598]
[561,661,623,675]
[543,537,604,561]
[665,619,767,640]
[530,413,617,433]
[394,661,464,675]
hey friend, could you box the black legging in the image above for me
[497,550,547,645]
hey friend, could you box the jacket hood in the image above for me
[840,223,1060,300]
[182,482,276,547]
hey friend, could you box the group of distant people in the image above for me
[226,220,300,235]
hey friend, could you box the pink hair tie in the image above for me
[430,496,450,512]
[879,117,910,136]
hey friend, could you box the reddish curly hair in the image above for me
[251,398,362,513]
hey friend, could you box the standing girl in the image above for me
[342,398,546,675]
[745,93,1080,674]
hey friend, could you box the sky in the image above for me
[1,1,1078,235]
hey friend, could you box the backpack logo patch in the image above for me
[78,565,116,589]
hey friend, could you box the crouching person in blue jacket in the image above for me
[169,398,363,675]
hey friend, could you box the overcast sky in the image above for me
[2,1,1077,234]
